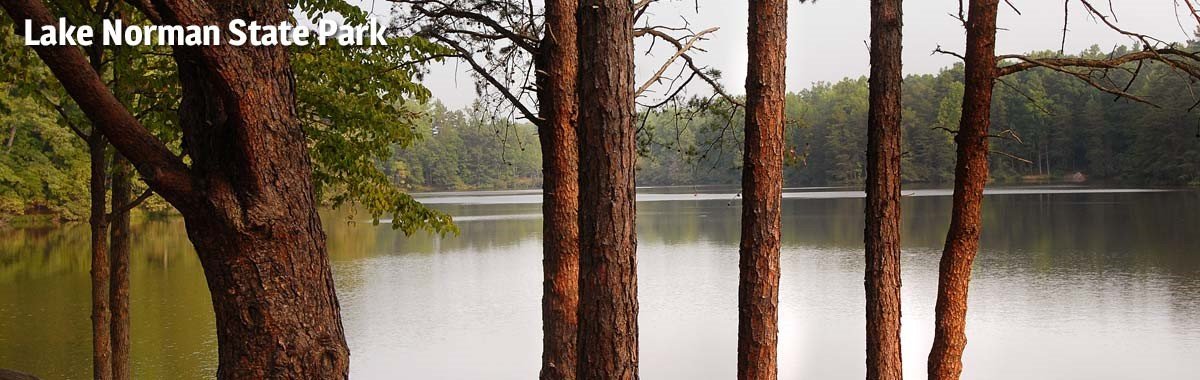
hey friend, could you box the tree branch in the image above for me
[396,1,539,53]
[108,188,154,217]
[1,0,196,204]
[635,27,742,107]
[635,27,718,98]
[431,34,541,124]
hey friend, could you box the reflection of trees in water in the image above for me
[0,218,197,281]
[0,216,215,379]
[4,192,1197,278]
[2,191,1199,379]
[378,203,544,255]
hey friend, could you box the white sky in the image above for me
[356,0,1200,110]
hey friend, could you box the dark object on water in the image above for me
[0,369,39,380]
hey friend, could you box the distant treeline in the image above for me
[391,45,1200,191]
[383,103,543,191]
[5,46,1199,220]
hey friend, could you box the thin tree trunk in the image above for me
[865,0,904,379]
[576,0,638,378]
[88,131,112,380]
[1035,144,1041,176]
[4,124,14,152]
[737,0,787,379]
[108,154,132,380]
[927,1,999,379]
[537,0,580,379]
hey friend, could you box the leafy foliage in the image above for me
[293,3,457,234]
[1,1,459,234]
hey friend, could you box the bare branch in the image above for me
[635,27,742,107]
[395,0,540,53]
[635,27,718,98]
[933,45,966,61]
[992,150,1034,164]
[108,188,154,217]
[430,33,542,124]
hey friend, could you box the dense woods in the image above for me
[8,45,1200,224]
[397,45,1200,192]
[640,49,1200,189]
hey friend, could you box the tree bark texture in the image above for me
[737,1,787,379]
[88,132,112,380]
[537,0,580,379]
[865,0,904,379]
[576,1,638,379]
[108,154,132,380]
[0,1,350,378]
[927,1,999,379]
[167,2,350,377]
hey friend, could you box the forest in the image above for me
[7,48,1200,223]
[2,0,1200,380]
[389,47,1200,191]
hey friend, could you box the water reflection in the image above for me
[1,188,1197,379]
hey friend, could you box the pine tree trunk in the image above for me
[927,1,999,379]
[0,1,351,378]
[737,1,787,379]
[537,0,580,379]
[108,154,132,380]
[88,132,112,380]
[865,0,904,379]
[576,1,638,378]
[169,11,350,377]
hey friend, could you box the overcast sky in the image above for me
[361,0,1199,110]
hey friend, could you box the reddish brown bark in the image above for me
[865,0,904,379]
[168,3,349,377]
[1,1,350,378]
[108,155,132,380]
[88,131,112,380]
[576,0,638,378]
[737,1,787,379]
[927,1,999,379]
[537,0,581,379]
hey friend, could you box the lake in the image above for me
[2,186,1198,379]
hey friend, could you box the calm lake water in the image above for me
[2,186,1198,379]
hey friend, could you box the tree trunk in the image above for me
[576,1,638,379]
[0,1,350,378]
[537,0,580,379]
[737,1,787,379]
[927,1,999,379]
[168,8,350,378]
[4,123,14,152]
[88,132,112,380]
[108,154,132,380]
[865,0,904,379]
